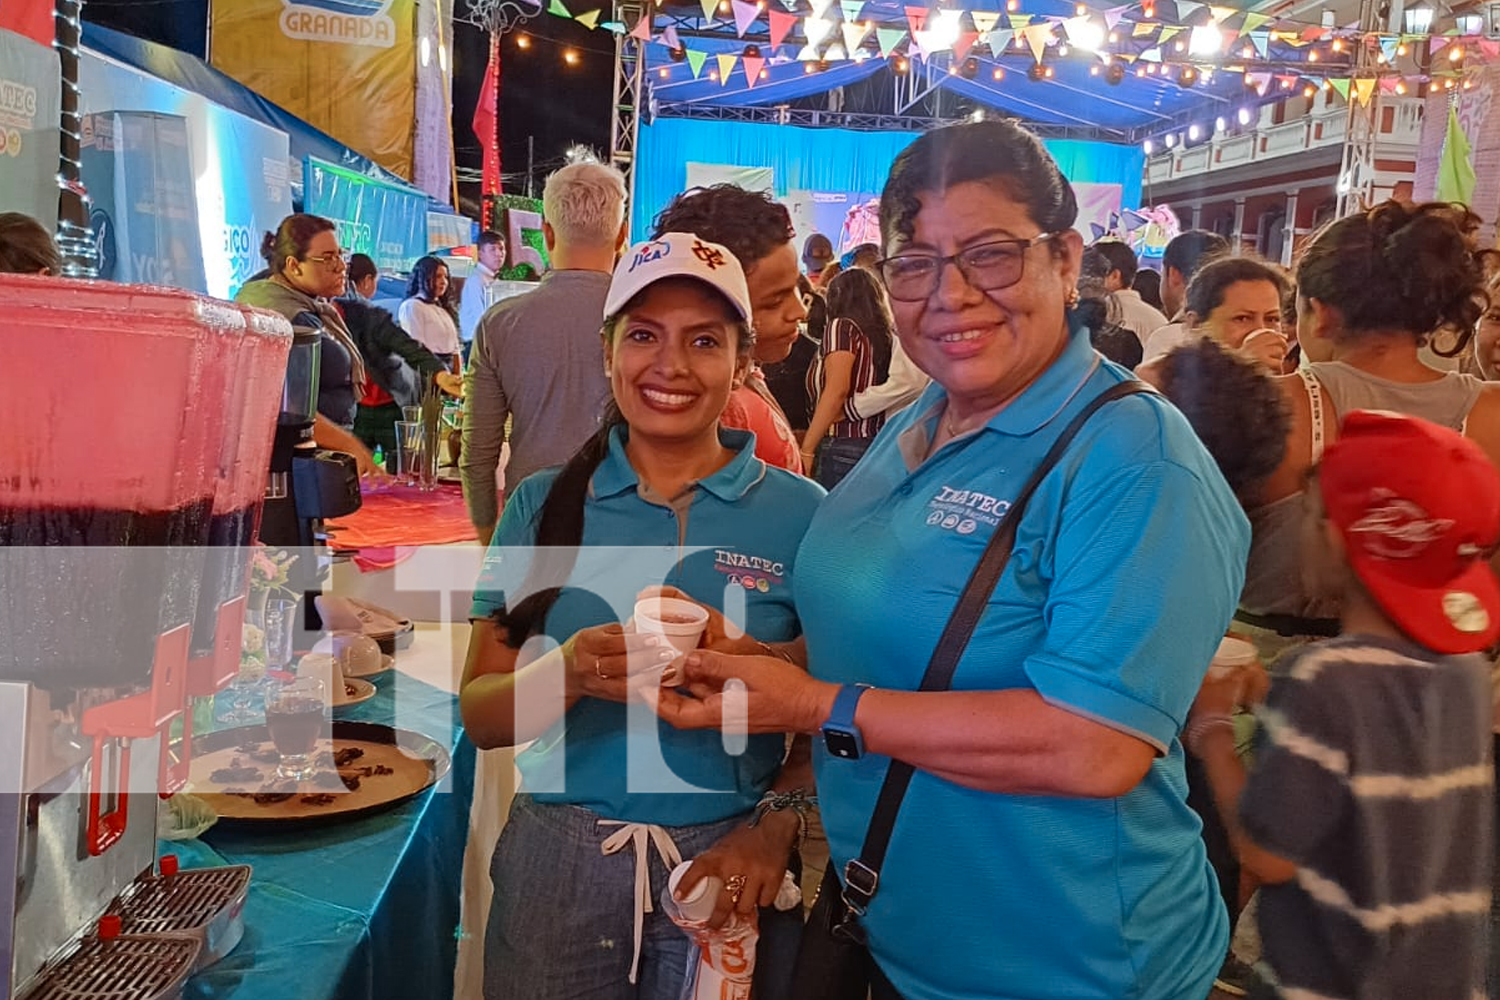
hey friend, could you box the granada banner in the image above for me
[209,0,416,179]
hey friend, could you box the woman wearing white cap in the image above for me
[461,233,825,999]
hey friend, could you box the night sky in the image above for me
[81,0,614,213]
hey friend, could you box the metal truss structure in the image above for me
[649,100,1129,141]
[611,0,647,233]
[1336,0,1383,216]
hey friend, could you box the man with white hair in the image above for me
[462,162,628,543]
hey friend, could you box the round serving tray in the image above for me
[187,721,450,828]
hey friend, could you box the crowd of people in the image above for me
[5,118,1499,1000]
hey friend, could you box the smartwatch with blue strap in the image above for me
[821,683,873,760]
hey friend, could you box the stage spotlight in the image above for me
[669,46,687,62]
[744,44,761,58]
[817,58,831,72]
[960,56,979,78]
[1105,62,1126,84]
[1176,65,1198,87]
[894,56,909,72]
[1027,61,1046,81]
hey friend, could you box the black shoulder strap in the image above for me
[840,380,1155,915]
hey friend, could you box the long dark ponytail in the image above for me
[490,399,625,648]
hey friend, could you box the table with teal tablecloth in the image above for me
[166,670,476,1000]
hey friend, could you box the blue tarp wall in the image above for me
[633,116,1145,243]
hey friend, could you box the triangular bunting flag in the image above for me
[687,48,708,76]
[743,53,766,83]
[716,53,737,82]
[663,25,681,48]
[1140,46,1162,61]
[549,0,571,17]
[575,8,600,28]
[1329,77,1350,99]
[906,5,928,32]
[1209,5,1234,22]
[972,11,1000,34]
[1378,75,1399,92]
[877,27,906,56]
[1245,70,1270,93]
[1023,22,1051,61]
[629,14,652,40]
[1158,25,1183,44]
[1378,35,1398,62]
[1176,1,1204,21]
[1008,13,1031,30]
[809,0,835,14]
[804,15,834,45]
[1104,5,1128,30]
[769,10,796,47]
[841,0,863,21]
[826,41,847,59]
[953,31,979,61]
[986,27,1013,52]
[1301,26,1326,41]
[1431,36,1451,54]
[1117,51,1136,62]
[1132,21,1156,37]
[1241,11,1270,33]
[910,28,934,55]
[796,43,820,60]
[601,20,625,32]
[842,20,870,52]
[1353,77,1376,104]
[732,0,758,35]
[699,0,716,20]
[1250,29,1268,57]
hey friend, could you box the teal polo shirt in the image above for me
[471,426,826,825]
[794,328,1248,1000]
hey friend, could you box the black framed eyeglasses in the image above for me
[877,233,1058,302]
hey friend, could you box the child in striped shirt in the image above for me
[1188,410,1497,1000]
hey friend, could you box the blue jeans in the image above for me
[485,795,802,1000]
[814,436,873,490]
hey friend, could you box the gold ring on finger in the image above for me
[595,656,607,680]
[725,873,747,904]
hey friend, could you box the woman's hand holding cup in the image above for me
[561,623,680,702]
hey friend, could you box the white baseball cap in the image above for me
[604,233,752,322]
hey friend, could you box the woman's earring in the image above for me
[1065,287,1081,308]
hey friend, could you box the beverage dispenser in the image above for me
[0,275,289,999]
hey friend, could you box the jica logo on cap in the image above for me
[629,241,672,272]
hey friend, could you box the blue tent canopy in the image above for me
[642,0,1342,142]
[80,22,451,208]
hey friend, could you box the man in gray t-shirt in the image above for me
[461,163,628,543]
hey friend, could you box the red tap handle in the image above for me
[86,736,132,857]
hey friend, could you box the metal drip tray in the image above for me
[109,865,251,970]
[20,933,200,1000]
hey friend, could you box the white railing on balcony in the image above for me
[1146,96,1423,186]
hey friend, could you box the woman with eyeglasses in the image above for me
[236,213,383,478]
[652,121,1250,1000]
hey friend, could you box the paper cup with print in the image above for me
[1208,636,1257,680]
[633,597,710,684]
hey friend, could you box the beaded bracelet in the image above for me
[748,787,816,846]
[1183,714,1235,757]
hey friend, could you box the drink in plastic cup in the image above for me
[1208,636,1258,680]
[634,597,709,654]
[394,421,425,486]
[667,861,723,923]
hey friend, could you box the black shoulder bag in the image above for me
[788,381,1152,1000]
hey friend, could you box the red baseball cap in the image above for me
[1320,410,1500,654]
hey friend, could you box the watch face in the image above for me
[825,729,862,760]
